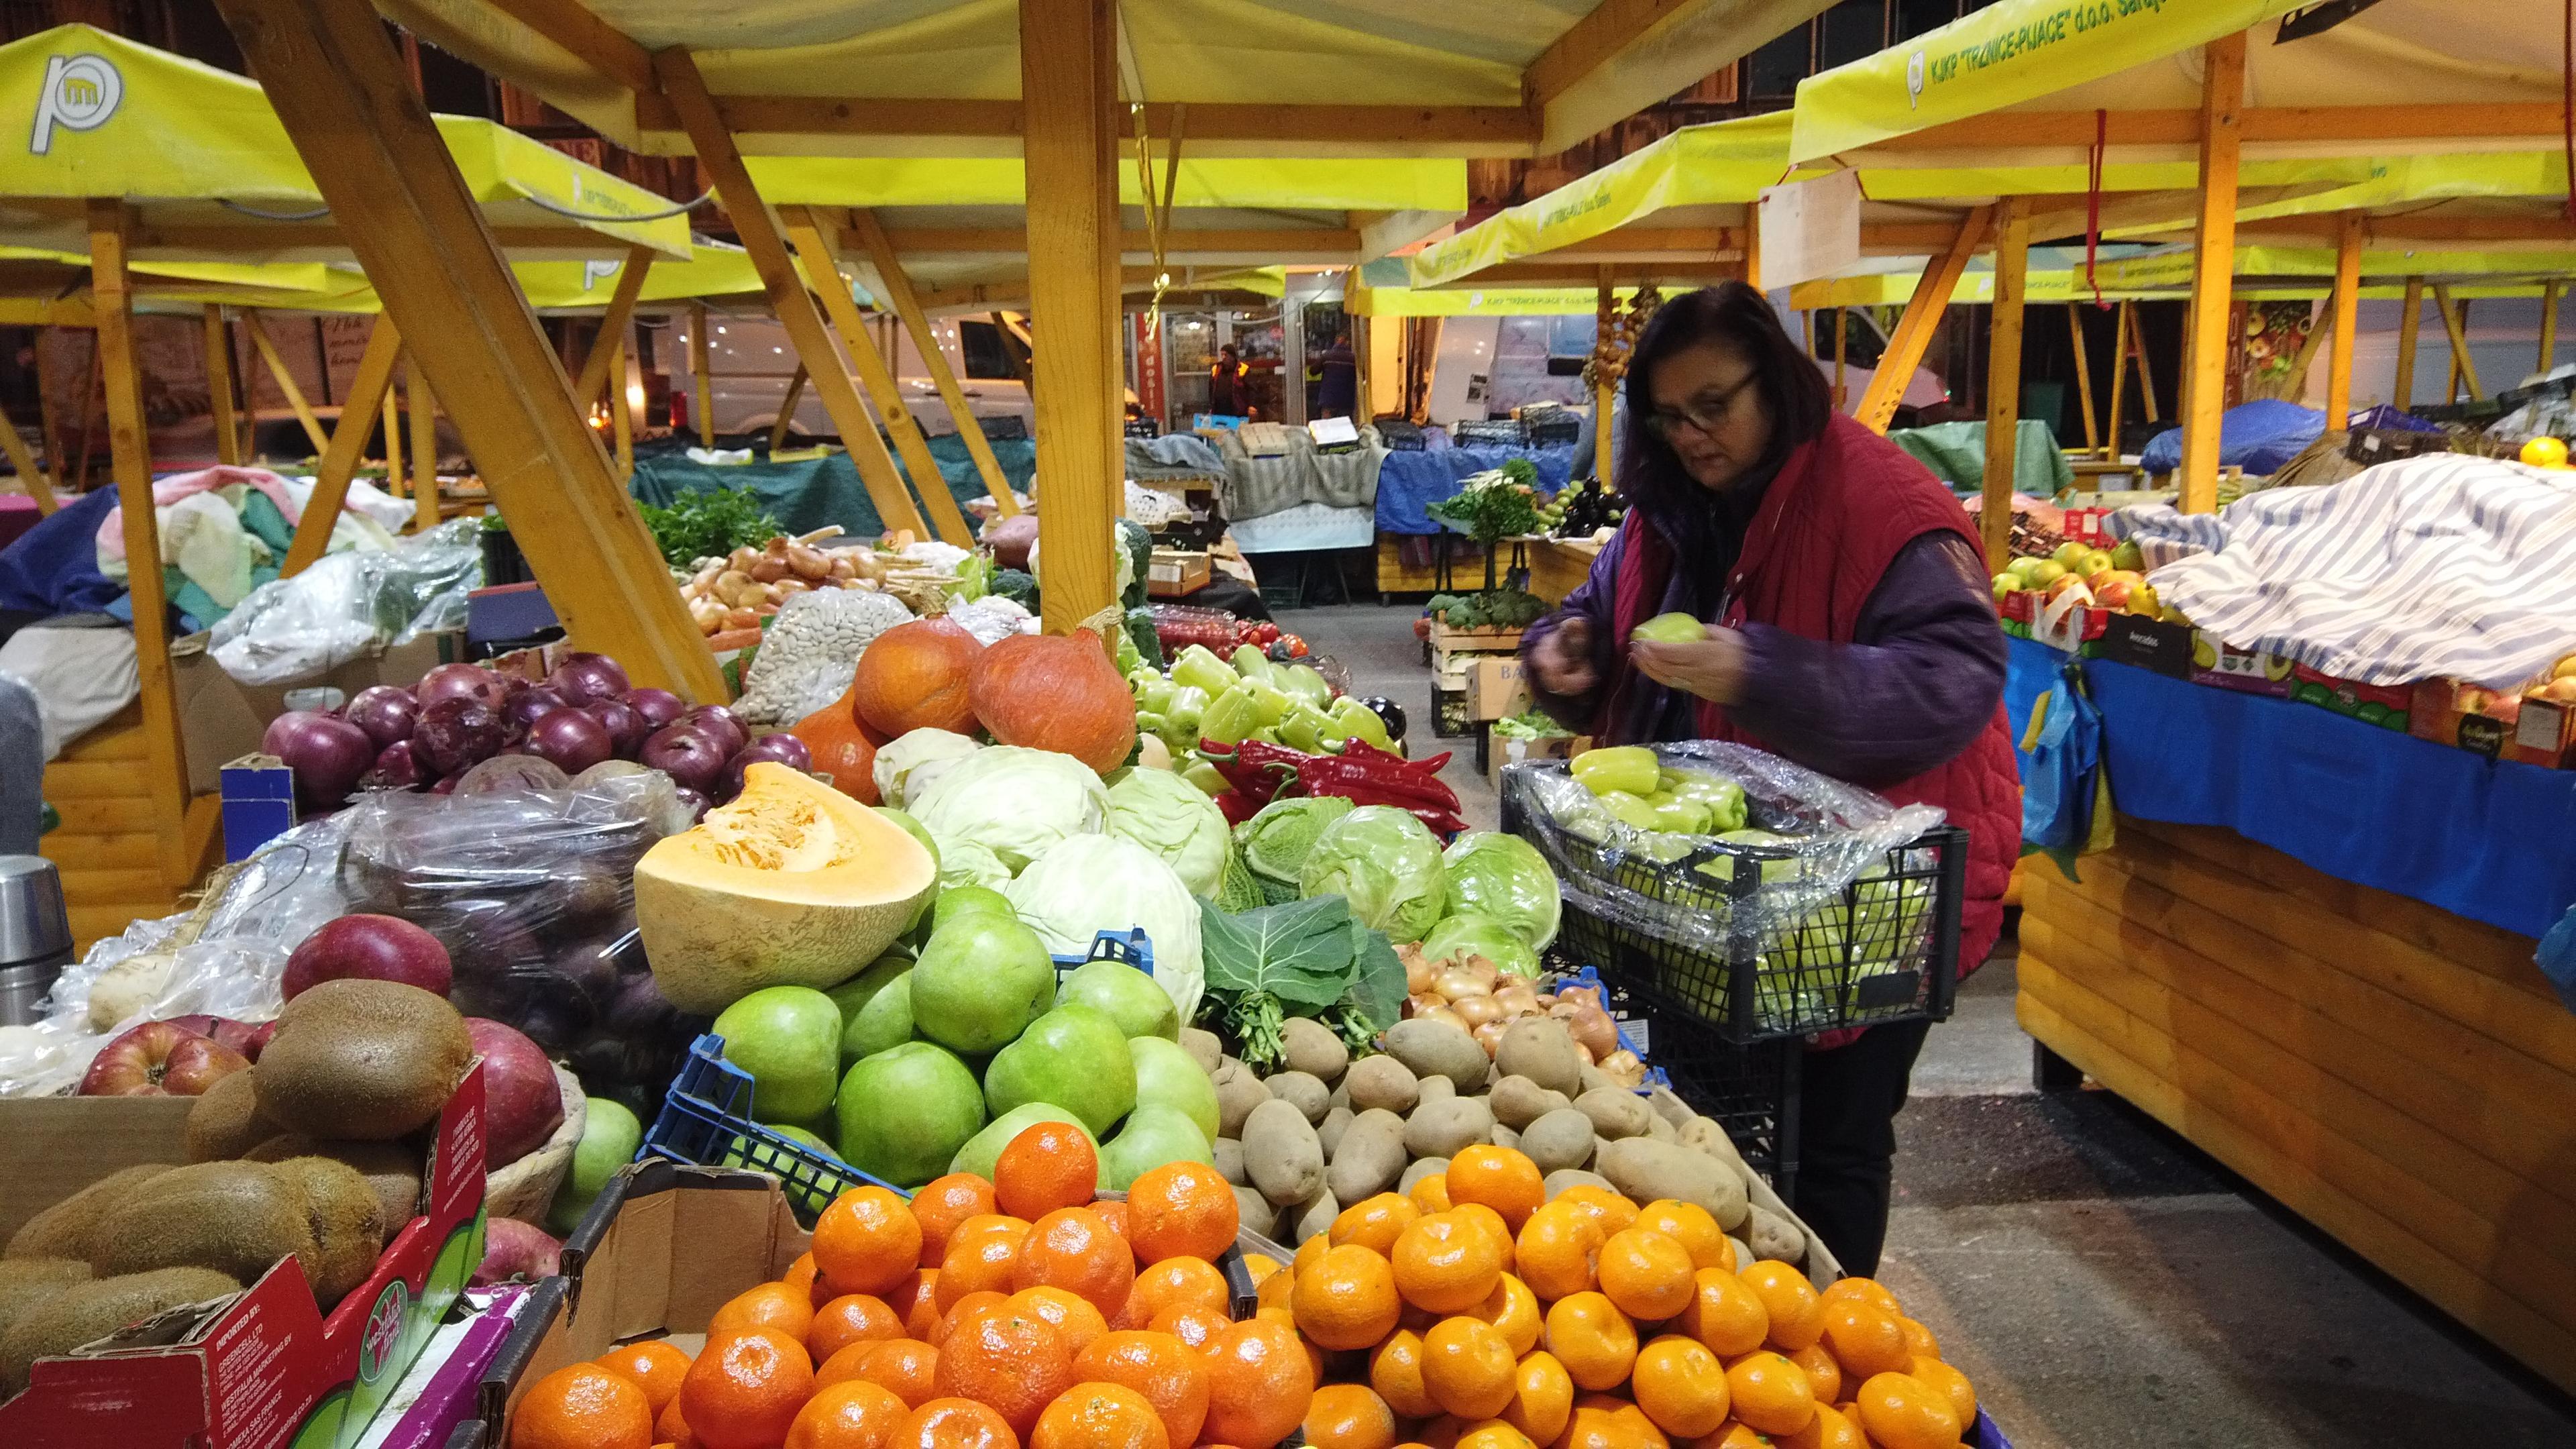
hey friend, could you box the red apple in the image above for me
[242,1020,278,1062]
[283,915,454,1001]
[163,1014,265,1060]
[80,1020,250,1097]
[470,1216,562,1287]
[466,1018,565,1170]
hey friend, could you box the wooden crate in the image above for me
[41,705,187,953]
[2017,818,2576,1393]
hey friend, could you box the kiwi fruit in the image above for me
[0,1267,239,1395]
[252,979,470,1141]
[0,1258,92,1336]
[5,1165,178,1263]
[89,1162,318,1287]
[184,1072,280,1163]
[244,1138,421,1237]
[262,1159,386,1307]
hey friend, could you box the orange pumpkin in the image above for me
[790,690,881,802]
[850,618,983,738]
[969,629,1137,774]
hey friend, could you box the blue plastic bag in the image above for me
[2018,656,2110,875]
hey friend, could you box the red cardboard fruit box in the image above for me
[0,1063,489,1449]
[2288,664,2415,731]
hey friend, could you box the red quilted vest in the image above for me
[1605,412,2018,971]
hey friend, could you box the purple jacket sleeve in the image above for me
[1520,531,1626,732]
[1723,533,2006,788]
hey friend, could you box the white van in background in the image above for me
[659,313,1034,442]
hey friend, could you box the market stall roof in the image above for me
[379,0,1841,160]
[1786,0,2565,170]
[0,23,692,262]
[1793,248,2576,307]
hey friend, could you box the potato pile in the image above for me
[1188,1014,1807,1269]
[1403,953,1648,1089]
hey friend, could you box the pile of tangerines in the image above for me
[504,1126,1976,1449]
[1276,1143,1978,1449]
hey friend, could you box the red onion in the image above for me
[360,739,426,791]
[671,786,711,821]
[640,724,729,794]
[416,662,508,712]
[682,704,749,755]
[413,697,506,776]
[455,755,572,795]
[623,688,687,729]
[341,686,420,749]
[263,710,375,805]
[582,699,647,758]
[720,733,814,797]
[527,708,613,773]
[430,771,464,794]
[548,651,631,705]
[503,685,570,737]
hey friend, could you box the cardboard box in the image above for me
[1488,731,1589,792]
[1146,547,1212,598]
[172,630,466,797]
[1467,656,1531,721]
[2190,633,2296,696]
[2289,664,2414,731]
[2094,614,2195,679]
[219,753,299,861]
[2512,693,2576,767]
[0,1064,490,1449]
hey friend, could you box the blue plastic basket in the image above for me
[639,930,1157,1215]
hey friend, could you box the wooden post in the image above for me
[2394,276,2424,409]
[203,305,241,466]
[2542,280,2562,374]
[2104,301,2131,460]
[784,207,975,546]
[88,201,189,879]
[850,208,1019,516]
[380,382,404,498]
[246,310,329,456]
[769,366,808,453]
[281,315,402,576]
[1021,0,1122,631]
[689,301,714,447]
[611,335,635,478]
[2177,32,2246,514]
[408,364,438,531]
[1858,207,1991,433]
[2324,213,2363,424]
[2131,300,2162,421]
[0,396,55,513]
[2282,301,2330,400]
[654,51,940,545]
[571,248,657,409]
[1593,270,1616,482]
[2432,284,2481,400]
[1980,199,2031,572]
[2067,304,2099,455]
[209,0,724,700]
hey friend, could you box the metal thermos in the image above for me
[0,855,72,1026]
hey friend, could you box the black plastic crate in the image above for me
[1569,961,1803,1203]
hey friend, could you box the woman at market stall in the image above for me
[1522,281,2017,1276]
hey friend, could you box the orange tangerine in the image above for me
[1148,1303,1230,1354]
[1122,1256,1232,1331]
[1444,1147,1544,1232]
[707,1282,818,1350]
[1629,1201,1729,1273]
[782,1379,911,1449]
[1499,1350,1574,1445]
[809,1294,906,1364]
[1777,1401,1867,1449]
[1010,1286,1111,1357]
[1788,1341,1843,1405]
[1450,1203,1519,1273]
[1851,1372,1962,1449]
[1513,1202,1604,1303]
[1294,1243,1404,1350]
[1409,1172,1452,1214]
[1673,1267,1768,1358]
[1392,1213,1505,1315]
[512,1362,652,1449]
[1367,1328,1440,1419]
[1723,1350,1816,1438]
[678,1328,816,1449]
[1419,1317,1517,1421]
[1240,1252,1283,1285]
[1816,1298,1911,1382]
[1012,1208,1136,1322]
[1629,1335,1731,1440]
[1464,1273,1542,1356]
[1595,1228,1696,1323]
[1030,1380,1168,1449]
[1452,1423,1538,1449]
[1551,1186,1636,1238]
[1332,1193,1423,1255]
[1303,1383,1400,1449]
[1907,1355,1977,1428]
[594,1340,693,1417]
[1540,1292,1637,1393]
[813,1189,925,1299]
[1897,1317,1941,1361]
[1818,1278,1900,1317]
[910,1175,998,1271]
[934,1216,1032,1312]
[1739,1260,1824,1352]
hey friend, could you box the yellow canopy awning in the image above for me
[0,23,691,260]
[746,156,1466,213]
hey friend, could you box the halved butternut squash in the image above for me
[635,761,936,1013]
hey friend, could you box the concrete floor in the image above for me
[1275,598,2576,1448]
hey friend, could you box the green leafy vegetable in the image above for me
[638,486,780,568]
[1197,896,1358,1069]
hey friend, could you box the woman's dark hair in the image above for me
[1615,281,1832,520]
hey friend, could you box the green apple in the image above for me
[546,1097,642,1234]
[2006,556,2045,580]
[2052,541,2090,570]
[2022,559,2068,588]
[714,986,845,1124]
[2076,549,2114,579]
[2110,540,2145,572]
[1992,574,2019,604]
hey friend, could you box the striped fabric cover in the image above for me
[2109,454,2576,689]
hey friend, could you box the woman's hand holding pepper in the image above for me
[1631,624,1750,706]
[1530,616,1600,696]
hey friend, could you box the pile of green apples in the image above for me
[1130,643,1393,795]
[1992,539,2165,617]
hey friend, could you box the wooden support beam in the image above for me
[849,207,1018,517]
[1593,269,1616,484]
[246,311,328,456]
[571,246,656,409]
[2393,277,2424,409]
[633,94,1544,154]
[2178,32,2246,515]
[499,0,655,93]
[610,335,634,477]
[282,315,402,576]
[769,366,808,453]
[1864,102,2569,154]
[2432,284,2483,401]
[2324,213,2363,425]
[1857,207,1990,433]
[1980,200,2031,573]
[784,207,975,547]
[214,0,724,702]
[408,364,438,532]
[203,306,241,467]
[2237,214,2576,246]
[688,302,714,448]
[0,394,55,513]
[1022,0,1122,631]
[380,380,402,498]
[2543,280,2563,374]
[88,201,189,881]
[2068,305,2100,456]
[654,49,939,545]
[2105,301,2131,460]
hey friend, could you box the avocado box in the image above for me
[2288,664,2414,731]
[0,1063,489,1449]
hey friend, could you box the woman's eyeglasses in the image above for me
[1642,375,1756,441]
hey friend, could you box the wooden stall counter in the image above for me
[2017,816,2576,1393]
[1528,537,1602,606]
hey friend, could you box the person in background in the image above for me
[1208,343,1247,417]
[1317,332,1358,419]
[1521,282,2017,1277]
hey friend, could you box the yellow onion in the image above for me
[1406,993,1445,1018]
[1454,993,1508,1028]
[1599,1049,1646,1088]
[1416,1004,1469,1032]
[1554,1001,1621,1061]
[1493,985,1542,1017]
[1472,1018,1511,1056]
[1434,968,1493,1000]
[1405,953,1438,995]
[1535,993,1559,1009]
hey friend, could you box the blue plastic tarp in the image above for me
[2138,398,2322,477]
[627,435,1036,541]
[1375,443,1578,534]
